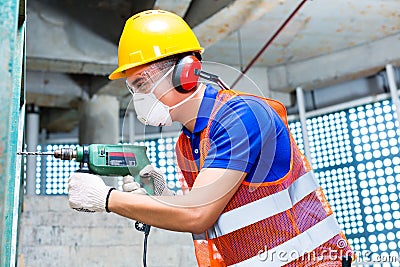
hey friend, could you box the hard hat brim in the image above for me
[108,48,204,80]
[108,63,139,80]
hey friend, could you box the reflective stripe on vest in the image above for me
[232,215,341,267]
[207,171,319,239]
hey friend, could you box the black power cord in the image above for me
[135,221,151,267]
[342,256,352,267]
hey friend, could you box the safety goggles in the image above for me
[126,59,175,95]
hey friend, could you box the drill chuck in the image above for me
[53,148,77,160]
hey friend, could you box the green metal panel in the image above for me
[0,0,25,266]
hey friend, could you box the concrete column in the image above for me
[26,105,40,196]
[296,87,312,162]
[78,95,119,144]
[78,95,120,188]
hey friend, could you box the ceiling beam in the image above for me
[41,109,80,133]
[27,57,115,76]
[96,79,127,96]
[153,0,192,17]
[26,0,117,75]
[192,0,282,48]
[267,32,400,92]
[27,92,80,109]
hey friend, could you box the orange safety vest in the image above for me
[175,89,353,266]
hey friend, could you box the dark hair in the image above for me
[160,52,202,64]
[192,52,202,61]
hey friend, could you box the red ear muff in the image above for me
[172,55,202,93]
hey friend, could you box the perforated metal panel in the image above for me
[38,144,80,195]
[289,99,400,265]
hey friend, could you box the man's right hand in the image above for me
[139,165,175,196]
[123,165,175,196]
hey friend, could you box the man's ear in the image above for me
[172,55,202,93]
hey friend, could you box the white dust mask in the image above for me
[133,92,173,127]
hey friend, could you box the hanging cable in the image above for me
[231,0,309,89]
[237,30,244,72]
[311,90,317,110]
[135,221,151,267]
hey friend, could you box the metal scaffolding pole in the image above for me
[0,0,26,266]
[386,64,400,128]
[26,105,39,196]
[296,87,312,162]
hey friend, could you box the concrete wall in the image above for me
[18,196,197,267]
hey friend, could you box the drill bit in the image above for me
[17,151,55,156]
[17,148,77,160]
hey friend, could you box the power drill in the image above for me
[19,143,155,266]
[18,144,155,194]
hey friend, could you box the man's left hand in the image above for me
[68,172,114,212]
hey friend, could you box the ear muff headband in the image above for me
[172,55,202,93]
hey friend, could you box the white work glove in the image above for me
[68,172,115,213]
[122,175,148,195]
[122,165,175,196]
[141,165,176,196]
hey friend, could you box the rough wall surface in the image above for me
[18,196,197,267]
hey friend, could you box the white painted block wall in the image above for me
[18,196,197,267]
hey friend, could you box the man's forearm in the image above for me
[108,190,202,232]
[108,168,245,233]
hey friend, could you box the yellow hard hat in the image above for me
[109,10,204,80]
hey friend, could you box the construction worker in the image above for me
[68,10,354,266]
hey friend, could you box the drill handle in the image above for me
[77,162,91,173]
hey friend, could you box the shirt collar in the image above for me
[182,84,218,136]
